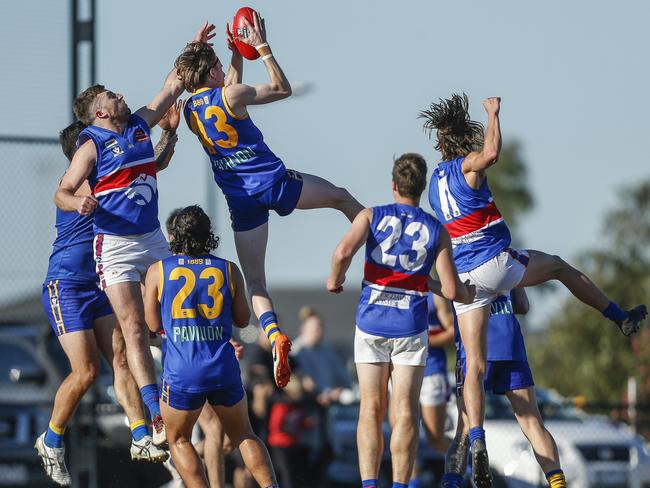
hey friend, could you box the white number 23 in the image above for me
[370,216,430,272]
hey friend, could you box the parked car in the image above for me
[481,388,650,488]
[0,326,60,487]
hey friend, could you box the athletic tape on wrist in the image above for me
[262,54,274,61]
[255,42,269,50]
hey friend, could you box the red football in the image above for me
[232,7,260,60]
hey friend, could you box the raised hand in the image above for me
[158,99,182,133]
[482,97,501,115]
[238,11,266,47]
[193,21,216,45]
[226,23,239,53]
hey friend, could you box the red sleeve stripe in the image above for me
[443,201,504,238]
[363,261,429,292]
[93,162,157,196]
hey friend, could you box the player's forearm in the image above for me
[428,329,455,348]
[54,188,79,212]
[154,131,174,172]
[482,112,501,163]
[258,45,291,99]
[226,53,243,86]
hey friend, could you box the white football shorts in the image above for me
[94,227,171,289]
[354,327,428,366]
[453,248,529,315]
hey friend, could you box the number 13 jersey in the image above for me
[357,203,441,338]
[184,87,286,197]
[428,157,511,273]
[159,254,237,392]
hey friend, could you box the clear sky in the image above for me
[2,1,649,325]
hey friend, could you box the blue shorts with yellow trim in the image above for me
[41,280,113,336]
[225,169,303,232]
[160,378,245,411]
[456,358,534,396]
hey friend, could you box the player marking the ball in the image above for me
[175,10,364,389]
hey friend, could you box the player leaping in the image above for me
[175,12,363,388]
[422,93,647,487]
[54,22,213,446]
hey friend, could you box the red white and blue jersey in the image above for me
[356,203,441,338]
[428,157,511,273]
[184,87,286,197]
[45,208,96,284]
[455,293,527,362]
[79,114,159,236]
[159,254,238,392]
[424,294,448,376]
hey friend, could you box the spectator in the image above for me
[292,306,352,403]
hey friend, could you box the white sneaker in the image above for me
[130,435,169,462]
[34,432,71,486]
[152,414,167,446]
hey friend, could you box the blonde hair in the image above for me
[174,42,217,92]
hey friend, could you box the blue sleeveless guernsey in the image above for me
[159,254,239,392]
[455,293,527,362]
[183,87,285,197]
[424,294,448,376]
[356,203,441,338]
[428,157,511,273]
[78,114,159,236]
[45,208,96,283]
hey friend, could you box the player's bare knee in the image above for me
[74,362,99,389]
[360,399,385,422]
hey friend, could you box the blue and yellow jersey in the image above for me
[158,254,239,392]
[183,86,286,197]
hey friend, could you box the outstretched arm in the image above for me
[433,228,475,303]
[225,24,243,86]
[55,140,98,214]
[225,12,291,115]
[327,208,372,293]
[135,22,215,127]
[461,97,501,183]
[154,100,181,172]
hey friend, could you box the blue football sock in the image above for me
[408,479,420,488]
[441,473,463,487]
[362,480,378,488]
[392,483,408,488]
[260,311,281,346]
[140,384,161,420]
[469,426,485,445]
[130,419,148,441]
[44,422,65,448]
[603,301,627,323]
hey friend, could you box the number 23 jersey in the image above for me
[183,87,286,198]
[159,254,238,392]
[356,203,441,338]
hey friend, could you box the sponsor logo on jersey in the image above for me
[134,129,150,143]
[369,289,411,310]
[211,147,256,171]
[172,325,224,343]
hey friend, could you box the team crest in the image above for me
[50,296,59,307]
[124,173,157,206]
[105,138,124,157]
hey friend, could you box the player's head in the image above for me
[419,93,484,161]
[73,84,131,126]
[169,205,219,256]
[175,42,225,92]
[165,207,184,239]
[392,153,428,201]
[58,121,87,163]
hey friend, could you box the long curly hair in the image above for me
[419,93,484,161]
[175,42,218,92]
[169,205,219,256]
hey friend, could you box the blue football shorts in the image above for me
[456,358,534,396]
[225,169,304,232]
[41,280,113,336]
[160,378,245,411]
